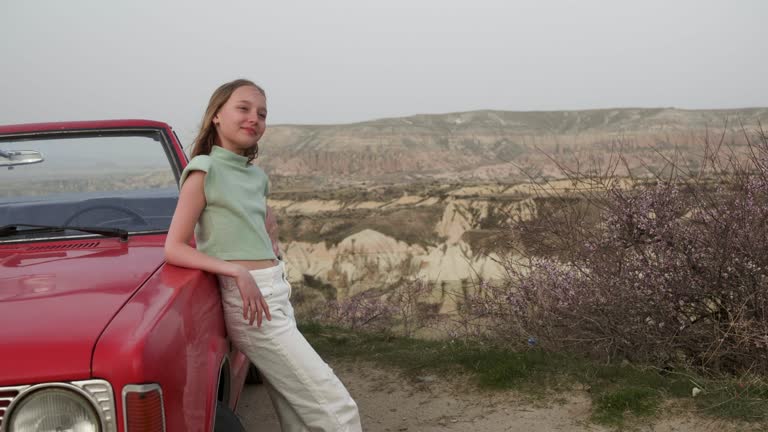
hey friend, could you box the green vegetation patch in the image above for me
[694,381,768,422]
[591,386,660,425]
[300,323,768,427]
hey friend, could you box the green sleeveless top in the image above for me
[179,145,276,261]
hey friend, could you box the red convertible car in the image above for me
[0,120,251,432]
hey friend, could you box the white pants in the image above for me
[218,262,362,432]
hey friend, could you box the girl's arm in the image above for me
[164,171,240,277]
[164,170,271,326]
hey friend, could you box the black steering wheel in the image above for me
[62,204,150,227]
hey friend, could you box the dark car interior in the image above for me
[0,187,179,235]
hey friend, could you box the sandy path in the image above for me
[235,360,763,432]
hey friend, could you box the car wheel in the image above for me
[215,400,246,432]
[245,362,263,384]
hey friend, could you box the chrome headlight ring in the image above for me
[0,380,116,432]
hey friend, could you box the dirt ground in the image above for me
[235,360,764,432]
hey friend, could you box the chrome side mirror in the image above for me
[0,150,45,167]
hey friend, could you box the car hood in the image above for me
[0,236,166,386]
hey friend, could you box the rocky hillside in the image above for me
[266,107,768,312]
[273,181,585,313]
[273,177,668,314]
[261,108,768,185]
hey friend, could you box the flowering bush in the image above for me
[314,292,396,332]
[310,275,440,337]
[480,129,768,373]
[388,277,439,337]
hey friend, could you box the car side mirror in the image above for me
[0,149,45,167]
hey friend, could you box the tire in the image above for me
[245,363,263,384]
[214,400,246,432]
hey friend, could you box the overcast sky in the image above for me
[1,0,766,144]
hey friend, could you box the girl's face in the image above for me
[213,85,267,153]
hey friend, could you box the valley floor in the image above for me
[235,360,764,432]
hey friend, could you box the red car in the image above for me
[0,120,251,432]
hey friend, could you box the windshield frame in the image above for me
[0,124,184,244]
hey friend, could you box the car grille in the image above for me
[27,241,101,251]
[0,241,102,252]
[0,380,116,432]
[0,386,24,429]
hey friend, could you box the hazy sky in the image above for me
[2,0,766,144]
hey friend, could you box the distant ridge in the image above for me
[272,107,768,129]
[261,108,768,185]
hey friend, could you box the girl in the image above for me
[165,79,362,432]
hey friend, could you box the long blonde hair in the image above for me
[189,79,266,165]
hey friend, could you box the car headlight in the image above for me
[7,388,100,432]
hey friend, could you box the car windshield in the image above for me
[0,130,179,240]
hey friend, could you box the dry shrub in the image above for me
[472,127,768,373]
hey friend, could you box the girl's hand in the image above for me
[234,266,272,327]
